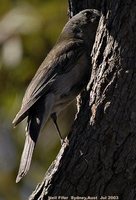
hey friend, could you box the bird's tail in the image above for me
[16,114,41,183]
[16,133,35,183]
[16,94,55,183]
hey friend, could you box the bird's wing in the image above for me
[13,39,86,126]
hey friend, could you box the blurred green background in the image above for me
[0,0,76,199]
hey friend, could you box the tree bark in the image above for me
[29,0,136,199]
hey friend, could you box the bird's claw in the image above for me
[60,138,69,146]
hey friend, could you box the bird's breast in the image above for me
[52,53,90,113]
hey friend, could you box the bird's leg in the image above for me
[51,113,64,145]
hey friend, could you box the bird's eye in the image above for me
[84,11,92,19]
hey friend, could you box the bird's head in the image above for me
[60,9,100,45]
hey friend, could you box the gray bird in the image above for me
[13,9,100,183]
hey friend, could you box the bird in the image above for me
[13,9,100,183]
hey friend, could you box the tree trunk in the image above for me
[29,0,136,199]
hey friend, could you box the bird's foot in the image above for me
[60,138,69,146]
